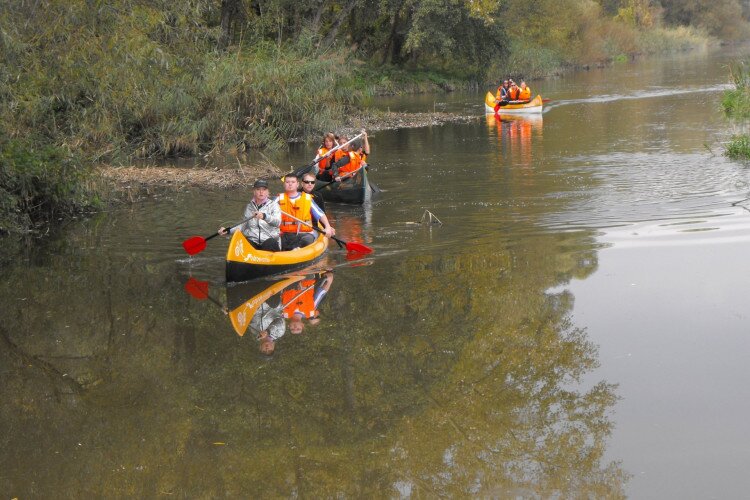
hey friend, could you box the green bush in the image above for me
[0,138,95,234]
[725,134,750,159]
[722,62,750,119]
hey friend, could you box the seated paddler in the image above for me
[277,174,335,251]
[218,178,281,251]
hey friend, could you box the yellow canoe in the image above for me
[484,92,543,114]
[225,230,328,282]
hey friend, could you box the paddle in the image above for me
[279,209,372,254]
[285,133,364,179]
[184,277,225,309]
[314,166,362,192]
[182,216,253,255]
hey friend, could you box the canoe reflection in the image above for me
[486,113,542,169]
[226,271,335,355]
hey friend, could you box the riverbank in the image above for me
[99,110,480,191]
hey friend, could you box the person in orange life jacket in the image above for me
[518,80,531,102]
[507,82,521,101]
[313,132,336,177]
[283,271,334,334]
[318,134,348,182]
[299,172,326,213]
[277,173,335,251]
[217,178,281,251]
[331,133,369,182]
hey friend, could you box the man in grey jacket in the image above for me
[219,179,281,251]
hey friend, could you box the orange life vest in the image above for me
[278,193,313,233]
[317,147,331,171]
[507,87,521,100]
[519,87,531,101]
[333,149,347,163]
[282,279,317,319]
[339,151,362,176]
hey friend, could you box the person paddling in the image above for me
[317,134,349,182]
[331,131,369,183]
[299,172,326,213]
[518,80,531,102]
[495,80,510,111]
[218,178,281,251]
[313,132,336,178]
[507,81,521,101]
[277,173,335,250]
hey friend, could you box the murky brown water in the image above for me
[3,46,750,497]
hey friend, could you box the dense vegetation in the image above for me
[722,62,750,159]
[1,0,750,233]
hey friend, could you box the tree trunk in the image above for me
[381,0,407,65]
[320,0,358,49]
[219,0,244,50]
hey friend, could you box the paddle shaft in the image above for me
[288,133,364,178]
[182,217,253,255]
[220,197,280,236]
[279,209,353,250]
[314,166,362,192]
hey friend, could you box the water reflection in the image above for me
[486,113,543,169]
[225,272,334,355]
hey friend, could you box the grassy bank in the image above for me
[0,1,743,235]
[722,63,750,159]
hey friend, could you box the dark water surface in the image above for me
[3,47,750,497]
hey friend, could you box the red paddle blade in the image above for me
[184,277,209,300]
[345,241,373,254]
[182,236,207,255]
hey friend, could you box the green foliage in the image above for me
[722,62,750,119]
[0,138,95,234]
[660,0,750,39]
[0,2,360,161]
[725,134,750,159]
[0,0,740,170]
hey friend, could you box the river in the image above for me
[2,47,750,497]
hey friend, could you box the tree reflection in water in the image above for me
[0,224,626,496]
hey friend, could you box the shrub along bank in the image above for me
[0,137,95,235]
[722,63,750,159]
[1,0,745,235]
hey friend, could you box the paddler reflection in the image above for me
[226,271,334,355]
[486,113,542,168]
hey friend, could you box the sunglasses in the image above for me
[302,180,315,184]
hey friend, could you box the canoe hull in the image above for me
[484,92,543,114]
[315,167,370,204]
[225,231,327,283]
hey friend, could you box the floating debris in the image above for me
[421,210,442,225]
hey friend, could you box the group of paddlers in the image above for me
[218,130,370,252]
[495,78,532,110]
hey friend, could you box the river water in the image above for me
[3,47,750,497]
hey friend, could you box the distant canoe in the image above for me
[315,166,371,205]
[484,92,543,114]
[225,230,327,283]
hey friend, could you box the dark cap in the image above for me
[253,179,269,188]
